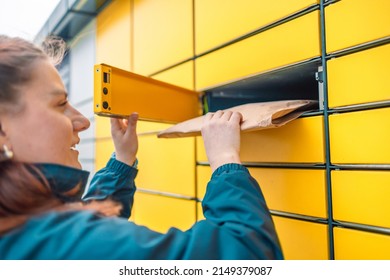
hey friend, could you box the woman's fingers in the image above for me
[221,110,233,121]
[201,110,242,172]
[128,112,138,126]
[204,110,241,122]
[125,112,138,135]
[110,112,139,166]
[110,117,124,135]
[230,111,243,124]
[110,113,138,136]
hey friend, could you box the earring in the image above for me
[2,144,13,159]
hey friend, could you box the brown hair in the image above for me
[0,36,46,113]
[0,36,120,235]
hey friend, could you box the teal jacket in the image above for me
[0,158,283,259]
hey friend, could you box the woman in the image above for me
[0,35,283,259]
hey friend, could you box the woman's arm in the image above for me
[82,113,139,219]
[82,156,137,219]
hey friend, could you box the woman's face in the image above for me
[1,58,90,169]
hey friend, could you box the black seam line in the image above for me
[136,188,197,201]
[324,0,341,5]
[331,165,390,171]
[197,162,324,169]
[333,221,390,236]
[243,163,326,169]
[271,211,390,236]
[326,37,390,59]
[328,100,390,114]
[300,110,324,117]
[304,100,390,115]
[319,0,335,260]
[242,162,325,169]
[197,162,390,171]
[149,4,319,78]
[270,210,328,224]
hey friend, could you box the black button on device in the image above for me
[103,87,108,94]
[102,101,109,109]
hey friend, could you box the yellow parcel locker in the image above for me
[136,133,196,197]
[330,108,390,164]
[250,169,327,218]
[326,0,390,52]
[152,61,194,90]
[332,170,390,228]
[95,116,111,139]
[195,0,318,54]
[195,11,320,90]
[334,228,390,260]
[95,0,132,171]
[95,139,115,170]
[273,216,328,260]
[133,0,193,75]
[196,167,327,218]
[197,116,324,163]
[96,0,132,70]
[196,165,213,200]
[196,136,208,163]
[197,202,204,221]
[239,116,324,163]
[328,44,390,108]
[133,192,196,233]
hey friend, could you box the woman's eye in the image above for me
[59,100,68,107]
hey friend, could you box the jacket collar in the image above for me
[32,163,90,202]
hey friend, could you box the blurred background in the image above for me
[0,0,60,39]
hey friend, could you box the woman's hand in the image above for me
[110,113,138,166]
[201,110,242,172]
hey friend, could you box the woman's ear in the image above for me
[0,122,5,136]
[0,115,14,149]
[0,121,13,160]
[0,117,15,159]
[0,121,9,144]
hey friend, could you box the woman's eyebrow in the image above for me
[51,90,68,99]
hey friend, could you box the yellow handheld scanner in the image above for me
[94,64,201,123]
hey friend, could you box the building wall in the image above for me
[93,0,390,259]
[64,21,96,176]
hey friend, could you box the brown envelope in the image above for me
[157,100,318,138]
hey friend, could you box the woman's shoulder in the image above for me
[0,210,142,259]
[27,209,138,237]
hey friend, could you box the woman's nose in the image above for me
[70,107,90,132]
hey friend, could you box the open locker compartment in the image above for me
[156,60,322,138]
[202,60,323,113]
[94,60,322,126]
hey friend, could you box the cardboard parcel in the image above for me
[157,99,318,138]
